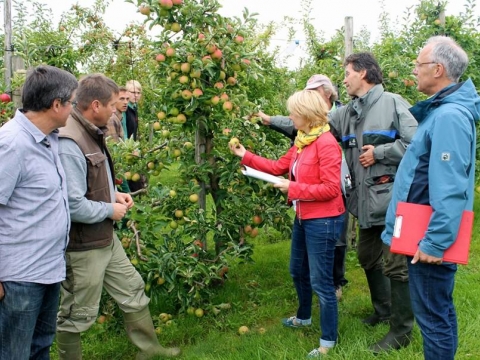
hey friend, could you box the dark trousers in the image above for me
[333,211,349,288]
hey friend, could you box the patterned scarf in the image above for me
[294,124,330,153]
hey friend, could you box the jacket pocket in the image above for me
[85,152,107,166]
[365,176,394,223]
[299,158,320,183]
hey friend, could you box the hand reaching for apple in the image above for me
[228,139,246,158]
[256,110,271,125]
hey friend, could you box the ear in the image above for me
[51,98,62,113]
[433,63,446,79]
[359,69,367,80]
[91,100,100,113]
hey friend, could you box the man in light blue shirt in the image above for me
[0,65,77,360]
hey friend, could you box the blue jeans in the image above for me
[0,281,61,360]
[407,259,457,360]
[290,214,344,348]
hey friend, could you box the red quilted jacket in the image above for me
[241,131,345,220]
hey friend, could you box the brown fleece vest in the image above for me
[59,109,115,251]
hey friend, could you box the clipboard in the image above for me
[390,202,474,265]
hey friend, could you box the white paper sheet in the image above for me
[241,165,283,185]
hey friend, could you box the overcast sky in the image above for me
[4,0,478,69]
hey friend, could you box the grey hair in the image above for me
[426,36,468,82]
[322,83,339,103]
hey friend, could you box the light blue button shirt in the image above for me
[0,110,70,284]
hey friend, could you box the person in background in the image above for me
[125,79,142,140]
[328,52,418,353]
[0,65,77,359]
[105,86,130,193]
[382,36,480,360]
[257,74,349,301]
[55,74,181,360]
[125,80,146,192]
[231,90,345,358]
[105,86,130,142]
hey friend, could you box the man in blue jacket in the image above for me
[382,36,480,360]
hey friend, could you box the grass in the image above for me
[50,195,480,359]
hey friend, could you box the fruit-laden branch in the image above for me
[146,141,168,153]
[129,221,148,261]
[202,245,234,263]
[130,188,148,197]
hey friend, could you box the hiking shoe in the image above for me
[281,316,311,328]
[306,347,330,358]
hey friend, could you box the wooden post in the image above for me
[344,16,353,60]
[4,0,13,93]
[439,10,446,34]
[344,16,357,248]
[11,56,25,110]
[195,120,207,250]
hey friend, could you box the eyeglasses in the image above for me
[414,61,437,68]
[65,100,78,106]
[129,91,142,95]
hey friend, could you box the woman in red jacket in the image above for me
[230,90,345,357]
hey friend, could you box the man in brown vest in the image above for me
[56,74,181,359]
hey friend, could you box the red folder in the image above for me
[390,202,474,265]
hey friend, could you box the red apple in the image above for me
[181,90,192,100]
[211,49,222,60]
[226,77,237,86]
[165,47,176,57]
[206,44,217,54]
[180,63,191,73]
[155,54,166,62]
[192,88,203,98]
[159,0,173,9]
[222,101,233,111]
[211,96,220,105]
[252,215,263,225]
[138,5,151,15]
[234,35,244,44]
[178,75,189,84]
[0,93,11,103]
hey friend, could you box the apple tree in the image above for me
[106,0,294,312]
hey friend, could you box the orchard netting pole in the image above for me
[344,16,353,60]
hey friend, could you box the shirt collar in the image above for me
[15,109,56,145]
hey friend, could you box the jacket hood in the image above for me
[410,78,480,123]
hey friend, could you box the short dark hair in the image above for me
[344,52,383,85]
[22,65,78,112]
[76,74,119,111]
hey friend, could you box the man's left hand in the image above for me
[116,192,134,209]
[411,249,443,265]
[359,145,375,168]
